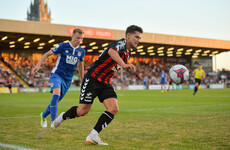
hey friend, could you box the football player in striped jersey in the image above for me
[53,25,143,145]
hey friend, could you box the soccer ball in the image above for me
[169,65,189,84]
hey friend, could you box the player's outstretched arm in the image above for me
[31,50,54,74]
[108,48,136,72]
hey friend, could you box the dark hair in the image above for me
[72,28,84,35]
[125,25,143,35]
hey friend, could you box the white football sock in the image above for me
[89,129,99,137]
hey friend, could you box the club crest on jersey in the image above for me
[65,50,69,53]
[78,52,81,56]
[66,55,78,65]
[174,68,185,82]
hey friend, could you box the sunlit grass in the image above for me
[0,89,230,149]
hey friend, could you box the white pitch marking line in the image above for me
[0,116,38,119]
[0,142,33,150]
[0,103,230,119]
[122,103,230,112]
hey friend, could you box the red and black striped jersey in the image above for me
[88,38,130,85]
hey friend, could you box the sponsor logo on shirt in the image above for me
[66,55,78,65]
[85,92,92,99]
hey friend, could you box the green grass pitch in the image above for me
[0,89,230,150]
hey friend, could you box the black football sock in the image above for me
[62,106,78,120]
[93,111,114,133]
[194,86,198,93]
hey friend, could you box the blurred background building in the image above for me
[27,0,51,23]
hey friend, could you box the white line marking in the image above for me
[121,103,230,112]
[0,103,230,119]
[0,116,38,119]
[0,142,33,150]
[119,94,230,98]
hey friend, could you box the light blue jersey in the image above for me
[160,73,167,84]
[51,42,86,81]
[143,77,147,86]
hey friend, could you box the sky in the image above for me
[0,0,229,70]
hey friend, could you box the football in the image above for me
[169,65,189,84]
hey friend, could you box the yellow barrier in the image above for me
[0,87,18,93]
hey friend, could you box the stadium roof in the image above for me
[0,19,230,58]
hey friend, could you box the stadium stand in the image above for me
[0,57,23,87]
[0,56,226,89]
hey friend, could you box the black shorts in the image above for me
[169,80,172,85]
[79,73,117,104]
[195,78,201,85]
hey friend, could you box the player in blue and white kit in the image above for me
[31,28,85,128]
[160,70,167,92]
[143,76,148,90]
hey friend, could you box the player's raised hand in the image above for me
[31,64,40,75]
[123,64,136,72]
[31,50,54,75]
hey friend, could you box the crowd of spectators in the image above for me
[0,56,228,88]
[1,56,52,88]
[0,61,22,87]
